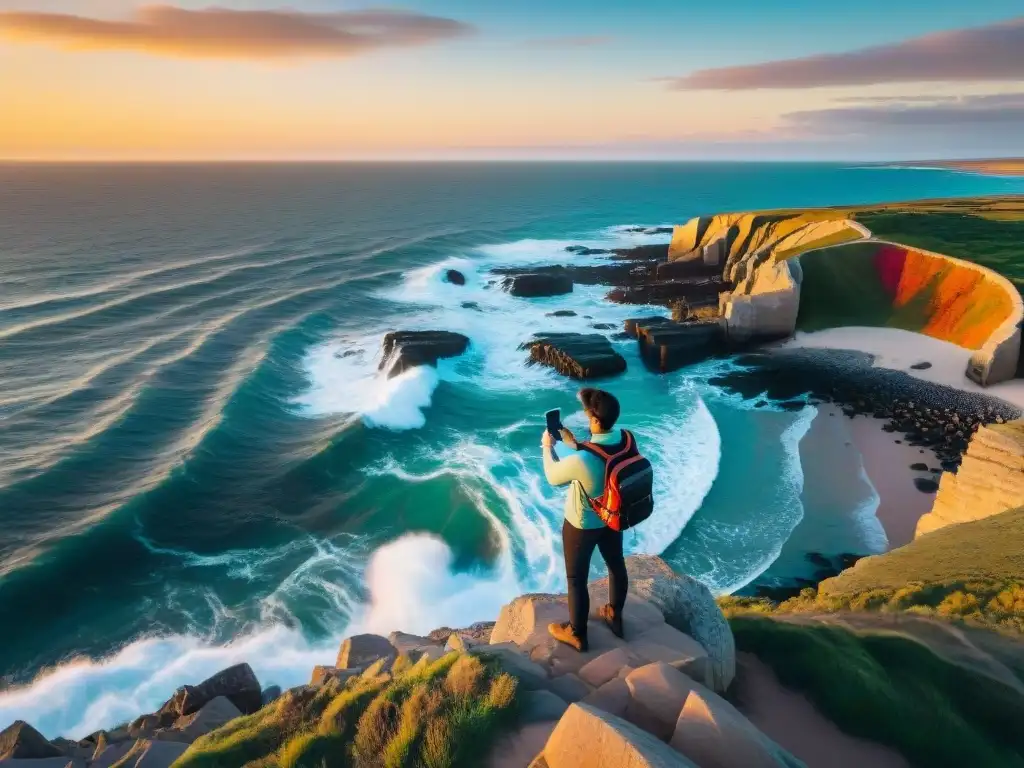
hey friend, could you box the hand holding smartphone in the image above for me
[545,409,562,441]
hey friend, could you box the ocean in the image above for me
[1,162,1022,737]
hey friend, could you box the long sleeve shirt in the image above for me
[542,429,624,530]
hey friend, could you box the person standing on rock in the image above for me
[541,387,642,652]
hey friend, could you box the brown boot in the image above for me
[548,622,588,652]
[598,604,624,639]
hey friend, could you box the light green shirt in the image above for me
[543,429,625,530]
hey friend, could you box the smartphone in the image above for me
[545,409,562,441]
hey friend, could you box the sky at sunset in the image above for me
[2,0,1023,160]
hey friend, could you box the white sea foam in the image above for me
[6,226,720,740]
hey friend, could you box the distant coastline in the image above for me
[891,158,1024,177]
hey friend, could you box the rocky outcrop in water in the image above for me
[445,269,466,285]
[379,330,470,378]
[624,317,726,373]
[917,420,1024,538]
[502,274,574,297]
[521,333,627,379]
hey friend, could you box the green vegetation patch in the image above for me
[795,241,911,332]
[732,617,1024,768]
[720,508,1024,635]
[822,507,1024,597]
[858,210,1024,288]
[172,651,521,768]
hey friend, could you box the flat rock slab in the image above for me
[379,330,470,378]
[337,633,397,670]
[670,670,803,768]
[522,333,627,379]
[503,273,574,297]
[543,703,698,768]
[628,318,726,373]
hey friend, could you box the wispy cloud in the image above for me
[520,35,612,50]
[0,5,473,60]
[786,92,1024,130]
[661,16,1024,89]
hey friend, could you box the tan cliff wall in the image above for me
[669,208,1022,384]
[669,211,866,343]
[916,421,1024,538]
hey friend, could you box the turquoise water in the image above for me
[1,162,1022,736]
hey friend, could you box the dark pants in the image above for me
[562,519,628,640]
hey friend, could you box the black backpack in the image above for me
[578,430,654,532]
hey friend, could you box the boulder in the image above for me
[546,673,592,703]
[388,631,441,655]
[624,662,698,741]
[488,721,559,768]
[0,721,62,760]
[154,696,242,744]
[581,676,632,719]
[310,665,360,686]
[629,624,712,687]
[521,690,570,724]
[670,681,802,768]
[627,317,725,373]
[260,685,282,706]
[160,663,263,718]
[578,647,642,688]
[547,310,578,318]
[92,739,137,768]
[472,644,549,690]
[337,633,397,670]
[521,333,627,379]
[592,555,735,692]
[543,703,698,768]
[445,269,466,285]
[379,330,470,378]
[106,738,189,768]
[503,274,573,298]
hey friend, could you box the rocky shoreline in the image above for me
[2,556,805,768]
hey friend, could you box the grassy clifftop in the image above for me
[721,507,1024,635]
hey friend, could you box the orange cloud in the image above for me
[662,16,1024,89]
[0,4,473,60]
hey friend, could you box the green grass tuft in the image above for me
[732,617,1024,768]
[172,651,519,768]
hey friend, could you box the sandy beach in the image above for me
[779,326,1024,548]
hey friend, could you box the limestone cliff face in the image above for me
[669,207,1022,385]
[668,211,863,343]
[917,421,1024,538]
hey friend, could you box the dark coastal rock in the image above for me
[546,310,577,317]
[461,301,480,310]
[657,259,723,280]
[914,478,940,493]
[379,330,470,378]
[444,269,466,286]
[621,226,674,235]
[565,245,610,256]
[0,720,62,760]
[521,333,627,379]
[501,273,573,297]
[910,462,929,471]
[708,348,1021,470]
[261,686,282,706]
[910,361,933,370]
[591,322,616,330]
[779,401,805,412]
[607,276,726,307]
[610,243,670,261]
[494,262,654,288]
[626,317,726,373]
[160,663,263,718]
